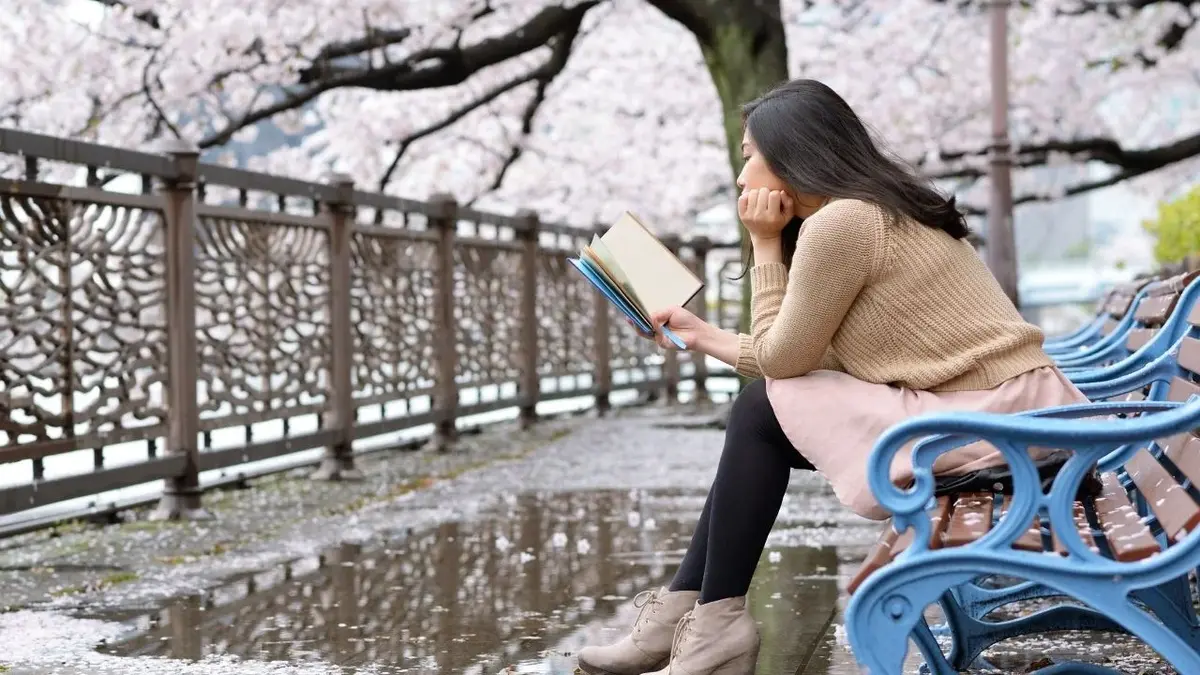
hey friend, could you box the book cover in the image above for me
[568,211,703,348]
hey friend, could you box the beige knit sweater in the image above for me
[733,198,1052,392]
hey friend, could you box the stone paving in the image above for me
[0,403,1177,674]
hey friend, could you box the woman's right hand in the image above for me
[629,306,712,351]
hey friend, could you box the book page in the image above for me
[568,257,652,332]
[600,212,703,314]
[586,237,651,323]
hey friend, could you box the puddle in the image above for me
[92,488,846,673]
[86,485,1170,674]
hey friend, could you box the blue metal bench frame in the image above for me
[1046,279,1154,358]
[842,275,1200,672]
[1054,286,1153,370]
[845,397,1200,674]
[1043,313,1108,353]
[1068,276,1200,390]
[1044,287,1119,354]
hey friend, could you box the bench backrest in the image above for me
[1101,277,1156,336]
[1123,271,1200,353]
[1116,337,1200,557]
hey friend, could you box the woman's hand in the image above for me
[629,306,713,351]
[737,187,794,242]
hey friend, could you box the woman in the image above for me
[576,79,1087,675]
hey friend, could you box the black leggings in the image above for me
[669,379,814,603]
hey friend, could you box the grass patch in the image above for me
[48,570,141,598]
[0,663,11,672]
[101,571,139,586]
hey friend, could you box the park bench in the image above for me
[844,272,1200,674]
[1065,272,1200,391]
[1044,277,1151,356]
[1054,276,1173,371]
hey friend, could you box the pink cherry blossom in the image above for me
[2,0,1195,229]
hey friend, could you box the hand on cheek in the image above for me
[737,187,794,241]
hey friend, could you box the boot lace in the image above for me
[664,611,696,673]
[631,589,664,635]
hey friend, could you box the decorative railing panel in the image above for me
[0,192,169,458]
[535,251,595,379]
[0,129,738,532]
[194,212,331,430]
[452,240,524,391]
[349,230,439,408]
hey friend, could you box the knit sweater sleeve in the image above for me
[748,201,883,379]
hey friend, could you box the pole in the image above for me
[987,0,1019,308]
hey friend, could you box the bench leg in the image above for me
[910,615,956,675]
[849,558,1200,674]
[939,589,1127,669]
[949,577,1044,617]
[942,575,1200,657]
[846,569,975,674]
[1132,576,1200,648]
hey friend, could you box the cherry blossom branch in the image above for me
[466,25,582,204]
[927,130,1200,182]
[198,1,600,149]
[377,17,583,193]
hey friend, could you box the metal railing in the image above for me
[0,129,741,532]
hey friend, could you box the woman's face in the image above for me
[736,130,826,218]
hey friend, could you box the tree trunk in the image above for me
[693,5,789,335]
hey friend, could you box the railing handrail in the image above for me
[0,126,748,536]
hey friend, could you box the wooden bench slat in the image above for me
[1160,433,1200,492]
[1094,473,1161,562]
[943,492,992,547]
[1051,502,1100,555]
[1177,337,1200,373]
[1165,377,1200,405]
[1133,296,1174,324]
[1000,495,1044,552]
[848,497,953,595]
[1123,449,1199,542]
[1124,328,1157,352]
[847,523,900,595]
[890,496,953,554]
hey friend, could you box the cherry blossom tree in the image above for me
[2,0,1198,231]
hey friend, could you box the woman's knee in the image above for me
[726,379,773,433]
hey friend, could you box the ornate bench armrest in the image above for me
[865,399,1194,556]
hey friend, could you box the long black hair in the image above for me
[738,78,969,272]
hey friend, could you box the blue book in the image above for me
[568,212,704,350]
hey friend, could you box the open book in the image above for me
[567,212,704,349]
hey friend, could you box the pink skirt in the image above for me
[765,366,1088,520]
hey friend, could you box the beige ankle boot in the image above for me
[577,587,700,675]
[644,597,760,675]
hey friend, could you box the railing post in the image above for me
[313,174,363,480]
[151,139,209,521]
[661,234,682,405]
[517,209,541,429]
[429,194,459,451]
[592,226,612,416]
[689,237,711,405]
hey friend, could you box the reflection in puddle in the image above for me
[98,489,847,673]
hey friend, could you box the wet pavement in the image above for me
[0,403,1179,674]
[91,488,848,674]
